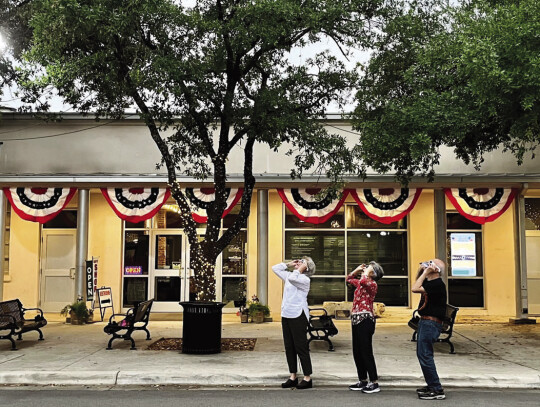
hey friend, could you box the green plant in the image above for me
[60,301,89,319]
[247,302,270,317]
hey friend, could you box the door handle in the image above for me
[69,268,76,279]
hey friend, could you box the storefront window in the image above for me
[221,220,247,308]
[284,204,409,306]
[285,207,344,229]
[123,277,148,307]
[43,210,77,228]
[525,199,540,230]
[124,231,149,275]
[447,212,484,307]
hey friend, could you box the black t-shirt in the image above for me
[418,278,447,321]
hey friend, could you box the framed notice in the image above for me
[450,233,477,276]
[96,287,114,321]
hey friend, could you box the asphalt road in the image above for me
[1,387,540,407]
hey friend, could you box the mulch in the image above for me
[147,337,257,351]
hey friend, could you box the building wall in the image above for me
[88,191,123,316]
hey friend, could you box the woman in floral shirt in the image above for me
[346,261,384,394]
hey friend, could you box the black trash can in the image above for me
[180,301,225,354]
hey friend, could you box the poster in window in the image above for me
[450,233,476,276]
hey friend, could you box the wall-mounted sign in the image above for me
[85,257,98,301]
[450,233,477,276]
[124,266,143,275]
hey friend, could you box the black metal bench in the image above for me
[104,299,153,350]
[409,304,459,354]
[0,299,47,350]
[307,307,339,352]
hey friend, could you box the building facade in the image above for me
[1,113,539,320]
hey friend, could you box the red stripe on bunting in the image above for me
[349,188,422,224]
[277,188,349,224]
[3,187,76,224]
[445,188,517,224]
[186,188,244,223]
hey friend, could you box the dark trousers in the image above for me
[352,318,378,382]
[281,312,312,376]
[416,319,443,391]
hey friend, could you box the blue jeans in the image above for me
[416,319,443,391]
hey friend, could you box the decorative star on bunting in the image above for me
[3,187,77,224]
[277,188,348,224]
[445,188,518,224]
[101,187,171,223]
[350,188,422,224]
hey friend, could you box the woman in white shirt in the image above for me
[272,257,316,389]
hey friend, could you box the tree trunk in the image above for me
[189,245,217,302]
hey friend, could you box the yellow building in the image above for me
[1,114,539,321]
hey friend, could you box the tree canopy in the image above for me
[353,0,540,183]
[16,0,388,300]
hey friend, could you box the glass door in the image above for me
[149,231,190,312]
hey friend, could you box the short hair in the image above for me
[302,256,316,277]
[433,259,446,277]
[370,261,384,281]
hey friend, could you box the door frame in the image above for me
[39,228,77,311]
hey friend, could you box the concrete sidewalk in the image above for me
[1,319,540,389]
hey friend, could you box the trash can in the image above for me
[180,301,225,354]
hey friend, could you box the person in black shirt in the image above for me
[411,259,447,400]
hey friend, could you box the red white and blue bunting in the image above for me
[3,187,77,224]
[183,188,244,223]
[445,188,517,224]
[101,187,171,223]
[350,188,423,224]
[277,188,349,224]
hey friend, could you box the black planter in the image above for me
[179,301,225,354]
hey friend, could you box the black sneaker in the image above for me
[349,381,368,391]
[281,378,298,388]
[417,386,430,394]
[361,382,380,394]
[418,388,445,400]
[296,379,313,389]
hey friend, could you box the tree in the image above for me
[352,0,540,183]
[19,0,387,301]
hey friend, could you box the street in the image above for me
[1,387,539,407]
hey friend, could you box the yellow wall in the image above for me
[88,191,123,316]
[267,190,285,320]
[409,190,436,309]
[4,212,40,306]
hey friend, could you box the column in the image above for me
[257,189,269,305]
[75,189,89,302]
[434,189,448,289]
[0,190,6,301]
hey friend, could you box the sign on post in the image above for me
[85,257,99,302]
[96,286,114,321]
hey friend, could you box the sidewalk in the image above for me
[1,319,540,388]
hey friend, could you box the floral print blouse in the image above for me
[346,273,378,324]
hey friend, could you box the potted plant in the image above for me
[248,299,270,324]
[60,301,90,325]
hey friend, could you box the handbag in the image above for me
[408,315,420,330]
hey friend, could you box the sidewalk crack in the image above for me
[0,354,24,365]
[59,347,104,371]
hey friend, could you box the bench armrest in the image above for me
[108,313,128,324]
[308,307,329,319]
[22,307,44,319]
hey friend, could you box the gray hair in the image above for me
[370,261,384,281]
[302,256,316,278]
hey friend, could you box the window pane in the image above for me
[222,231,247,275]
[449,279,484,307]
[154,276,181,302]
[222,277,247,307]
[285,231,345,276]
[346,206,407,229]
[308,278,345,305]
[155,204,192,228]
[155,235,182,269]
[124,231,149,275]
[123,277,148,307]
[223,205,247,228]
[447,232,483,277]
[125,220,147,229]
[285,207,344,229]
[446,213,481,230]
[347,231,408,276]
[43,210,77,228]
[348,277,409,306]
[525,198,540,230]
